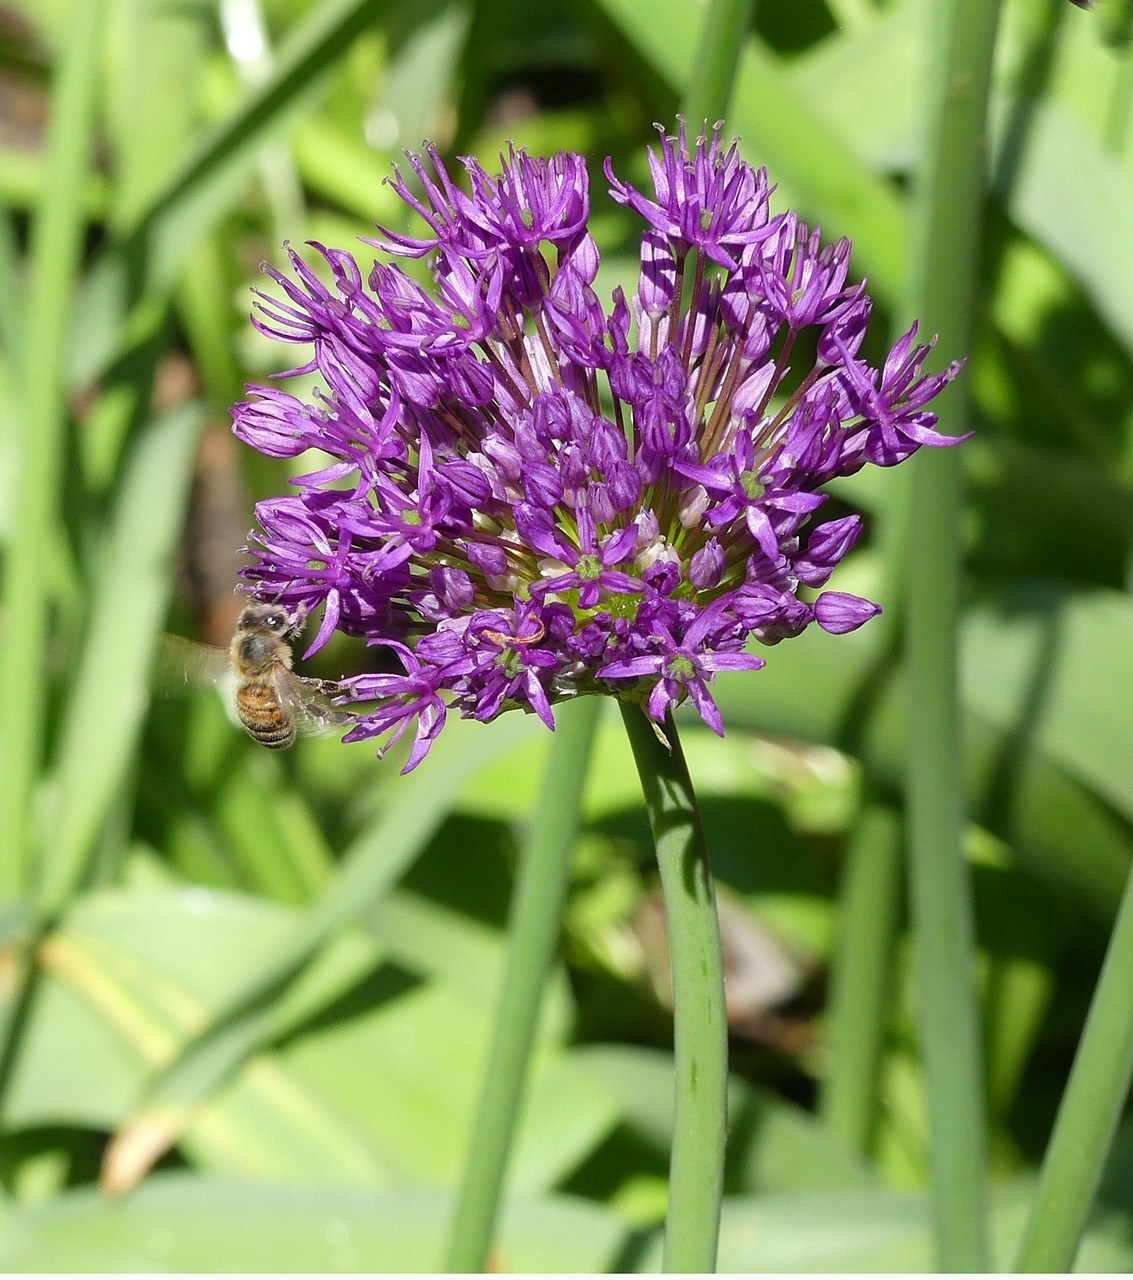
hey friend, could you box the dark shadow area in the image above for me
[400,813,519,930]
[977,582,1065,839]
[271,961,421,1051]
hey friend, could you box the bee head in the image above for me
[237,603,294,636]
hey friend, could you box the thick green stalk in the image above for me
[620,704,727,1273]
[1014,865,1133,1271]
[819,805,902,1153]
[903,0,1001,1268]
[0,0,109,895]
[680,0,756,126]
[444,697,601,1272]
[446,6,750,1264]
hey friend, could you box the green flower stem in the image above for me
[616,22,748,1264]
[681,0,757,126]
[446,7,749,1264]
[1014,863,1133,1271]
[0,0,109,896]
[444,696,601,1273]
[903,0,1002,1268]
[620,703,727,1273]
[819,805,902,1154]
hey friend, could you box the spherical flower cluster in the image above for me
[233,123,963,769]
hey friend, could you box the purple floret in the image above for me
[232,122,965,769]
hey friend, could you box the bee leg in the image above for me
[284,601,310,639]
[306,676,348,697]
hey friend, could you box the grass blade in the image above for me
[33,402,206,920]
[1014,862,1133,1270]
[680,0,757,126]
[77,0,211,494]
[71,0,385,392]
[104,0,210,228]
[0,0,110,897]
[445,696,601,1271]
[819,805,902,1154]
[902,0,1003,1267]
[219,0,308,246]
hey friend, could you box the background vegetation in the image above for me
[2,0,1133,1269]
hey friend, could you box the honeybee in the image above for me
[161,603,353,748]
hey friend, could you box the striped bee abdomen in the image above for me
[235,680,296,749]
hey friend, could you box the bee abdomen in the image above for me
[236,682,296,750]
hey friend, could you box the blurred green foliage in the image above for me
[2,0,1133,1269]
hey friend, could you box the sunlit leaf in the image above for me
[0,1175,627,1272]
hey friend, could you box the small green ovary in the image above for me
[606,592,641,620]
[666,654,696,682]
[739,471,766,501]
[573,590,642,625]
[576,553,602,581]
[496,649,525,678]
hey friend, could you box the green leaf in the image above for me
[0,1175,627,1272]
[366,888,575,1043]
[0,145,109,220]
[117,715,539,1153]
[3,886,391,1183]
[971,860,1064,1126]
[962,582,1133,822]
[374,0,471,150]
[0,0,110,898]
[789,4,1133,360]
[633,1181,1133,1272]
[707,579,1133,917]
[5,881,617,1193]
[0,204,23,365]
[990,95,1133,358]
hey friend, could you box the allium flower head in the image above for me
[233,122,964,769]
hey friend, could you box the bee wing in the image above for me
[156,634,233,693]
[271,668,356,739]
[155,634,241,727]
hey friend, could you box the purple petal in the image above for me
[599,655,663,680]
[687,680,725,736]
[700,651,766,673]
[814,591,882,635]
[647,680,671,723]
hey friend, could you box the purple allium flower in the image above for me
[232,122,964,769]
